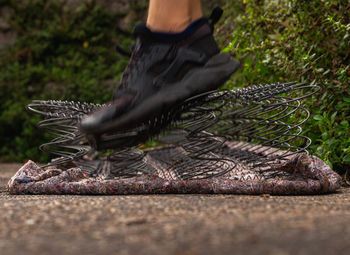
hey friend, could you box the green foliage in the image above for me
[218,0,350,172]
[0,0,132,162]
[1,0,349,174]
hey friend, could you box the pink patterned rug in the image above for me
[16,83,336,195]
[7,149,341,195]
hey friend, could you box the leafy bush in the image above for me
[1,0,349,174]
[0,0,133,162]
[217,0,349,173]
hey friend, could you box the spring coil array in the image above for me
[27,81,319,180]
[172,80,316,181]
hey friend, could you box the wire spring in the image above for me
[27,81,319,180]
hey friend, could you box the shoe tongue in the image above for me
[133,23,155,43]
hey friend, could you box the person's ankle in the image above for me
[147,14,203,33]
[146,17,206,42]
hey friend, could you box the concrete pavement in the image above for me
[1,163,350,255]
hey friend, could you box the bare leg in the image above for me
[147,0,203,33]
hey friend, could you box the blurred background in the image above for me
[0,0,349,175]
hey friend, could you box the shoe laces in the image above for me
[116,43,144,91]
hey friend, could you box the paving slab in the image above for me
[1,163,350,255]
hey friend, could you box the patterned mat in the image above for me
[11,82,341,195]
[8,144,341,195]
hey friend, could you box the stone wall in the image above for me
[0,0,148,49]
[0,0,220,49]
[0,5,15,49]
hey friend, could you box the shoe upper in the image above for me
[112,18,221,107]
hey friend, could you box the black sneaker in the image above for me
[80,8,240,147]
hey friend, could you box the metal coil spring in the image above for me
[27,81,319,180]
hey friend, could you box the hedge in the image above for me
[0,0,349,174]
[218,0,349,173]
